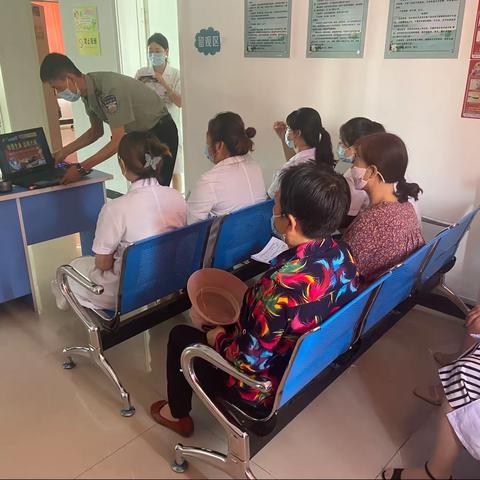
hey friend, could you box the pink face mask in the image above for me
[351,166,368,190]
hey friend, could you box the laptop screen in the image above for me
[0,127,53,180]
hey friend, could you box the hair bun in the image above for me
[245,127,256,139]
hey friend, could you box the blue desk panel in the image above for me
[20,182,104,246]
[0,200,31,303]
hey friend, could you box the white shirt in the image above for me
[135,64,181,120]
[70,178,187,310]
[267,147,316,198]
[343,167,421,221]
[187,155,266,224]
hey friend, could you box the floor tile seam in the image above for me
[73,423,156,479]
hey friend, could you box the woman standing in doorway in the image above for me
[136,33,183,191]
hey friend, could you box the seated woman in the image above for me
[187,112,266,224]
[268,107,335,198]
[337,117,386,226]
[51,131,187,311]
[383,310,480,479]
[150,163,359,437]
[343,133,424,283]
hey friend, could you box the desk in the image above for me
[0,171,112,310]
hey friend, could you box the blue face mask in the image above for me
[337,143,353,163]
[57,79,81,102]
[204,145,214,164]
[284,130,295,150]
[149,52,166,67]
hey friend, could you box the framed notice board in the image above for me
[307,0,369,58]
[385,0,465,59]
[245,0,292,58]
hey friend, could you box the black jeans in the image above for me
[149,115,179,186]
[167,324,228,418]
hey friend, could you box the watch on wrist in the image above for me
[74,163,88,176]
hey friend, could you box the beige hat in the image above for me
[187,268,248,330]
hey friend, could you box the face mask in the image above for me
[57,79,80,102]
[149,52,166,67]
[337,144,353,163]
[204,145,214,164]
[351,166,369,190]
[284,130,295,150]
[271,214,284,239]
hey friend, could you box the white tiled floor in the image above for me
[0,234,479,479]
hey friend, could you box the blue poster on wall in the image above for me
[195,27,221,55]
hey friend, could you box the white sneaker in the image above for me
[50,280,69,311]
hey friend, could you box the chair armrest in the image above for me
[180,344,272,437]
[56,265,104,295]
[182,344,272,393]
[56,265,104,332]
[421,216,453,229]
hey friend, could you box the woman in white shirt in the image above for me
[51,131,187,311]
[187,112,266,224]
[268,107,335,198]
[135,33,183,191]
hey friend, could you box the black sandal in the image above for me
[381,462,452,480]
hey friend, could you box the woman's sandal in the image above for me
[413,385,444,406]
[381,461,452,479]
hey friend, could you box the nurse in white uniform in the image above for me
[268,107,335,198]
[187,112,266,224]
[52,131,187,311]
[135,33,183,192]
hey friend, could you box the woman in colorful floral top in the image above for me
[150,163,359,437]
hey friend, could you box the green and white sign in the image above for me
[385,0,465,59]
[307,0,369,58]
[245,0,292,58]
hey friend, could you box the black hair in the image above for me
[208,112,256,156]
[40,53,82,82]
[147,32,169,50]
[118,131,172,185]
[279,163,350,238]
[339,117,386,147]
[286,107,335,170]
[354,133,422,203]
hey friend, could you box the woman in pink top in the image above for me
[343,133,424,283]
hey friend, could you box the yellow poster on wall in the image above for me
[73,6,101,56]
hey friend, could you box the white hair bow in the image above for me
[145,153,162,169]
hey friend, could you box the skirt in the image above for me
[439,342,480,460]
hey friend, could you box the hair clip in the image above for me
[145,153,162,169]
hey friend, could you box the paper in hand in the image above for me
[251,237,289,264]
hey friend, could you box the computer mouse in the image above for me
[0,180,12,193]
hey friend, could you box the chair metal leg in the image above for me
[172,430,255,479]
[433,277,470,317]
[61,330,135,417]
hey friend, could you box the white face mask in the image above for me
[284,130,295,150]
[351,166,368,190]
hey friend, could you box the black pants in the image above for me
[167,324,227,418]
[149,115,178,186]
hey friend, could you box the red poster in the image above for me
[462,60,480,119]
[472,1,480,59]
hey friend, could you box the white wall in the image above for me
[0,0,49,137]
[178,0,480,301]
[59,0,126,193]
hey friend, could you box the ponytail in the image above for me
[118,131,172,184]
[314,127,335,170]
[396,178,423,203]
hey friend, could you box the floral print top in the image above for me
[215,238,359,412]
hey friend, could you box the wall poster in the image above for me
[471,1,480,59]
[307,0,369,58]
[385,0,465,59]
[245,0,292,58]
[462,60,480,119]
[73,6,101,57]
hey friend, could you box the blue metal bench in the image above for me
[56,200,274,416]
[171,207,479,479]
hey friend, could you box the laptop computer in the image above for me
[0,127,82,188]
